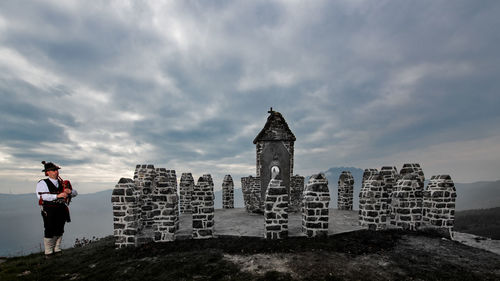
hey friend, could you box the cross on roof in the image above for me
[268,107,274,114]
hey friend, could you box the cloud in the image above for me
[0,0,500,193]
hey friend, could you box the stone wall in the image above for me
[179,173,194,214]
[359,174,387,230]
[423,175,457,237]
[152,168,178,242]
[241,176,262,213]
[134,164,157,245]
[302,173,330,237]
[289,175,305,212]
[192,174,215,239]
[112,164,180,248]
[264,179,289,239]
[337,171,354,210]
[400,163,425,183]
[391,174,424,230]
[379,166,399,222]
[362,168,379,186]
[222,175,234,209]
[111,178,140,248]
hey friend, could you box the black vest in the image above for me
[43,178,63,194]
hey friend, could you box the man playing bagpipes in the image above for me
[36,161,78,258]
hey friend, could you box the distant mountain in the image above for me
[455,207,500,239]
[455,180,500,210]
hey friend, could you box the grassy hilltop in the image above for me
[1,229,499,281]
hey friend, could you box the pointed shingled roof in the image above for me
[253,108,296,144]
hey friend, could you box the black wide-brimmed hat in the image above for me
[41,161,61,172]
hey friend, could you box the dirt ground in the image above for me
[223,232,500,280]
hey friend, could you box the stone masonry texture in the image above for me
[400,163,425,184]
[338,171,354,210]
[134,164,157,245]
[362,168,379,186]
[379,166,399,222]
[112,164,180,248]
[302,173,330,238]
[179,173,194,214]
[192,174,215,239]
[222,175,234,209]
[264,179,289,239]
[423,175,457,237]
[241,176,262,213]
[152,168,178,242]
[289,175,305,212]
[391,174,424,231]
[111,178,140,248]
[359,173,388,230]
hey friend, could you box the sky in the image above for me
[1,0,500,194]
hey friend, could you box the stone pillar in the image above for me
[423,175,457,237]
[379,166,399,222]
[192,174,214,239]
[391,174,424,230]
[362,168,379,186]
[152,168,178,242]
[222,175,234,209]
[111,178,140,248]
[337,171,354,210]
[264,179,289,239]
[241,176,250,209]
[400,163,425,183]
[302,173,330,237]
[179,173,194,214]
[289,175,305,213]
[242,176,262,213]
[134,164,157,245]
[359,174,387,230]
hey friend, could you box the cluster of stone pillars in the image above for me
[111,165,179,248]
[112,165,237,247]
[241,175,305,213]
[262,173,331,239]
[358,164,456,235]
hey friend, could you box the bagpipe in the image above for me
[38,176,73,222]
[37,176,73,206]
[58,176,73,205]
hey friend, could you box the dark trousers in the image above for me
[41,204,69,238]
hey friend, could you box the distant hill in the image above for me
[455,180,500,210]
[455,207,500,239]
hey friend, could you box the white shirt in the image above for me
[36,178,78,201]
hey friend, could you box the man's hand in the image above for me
[64,188,72,194]
[57,192,68,199]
